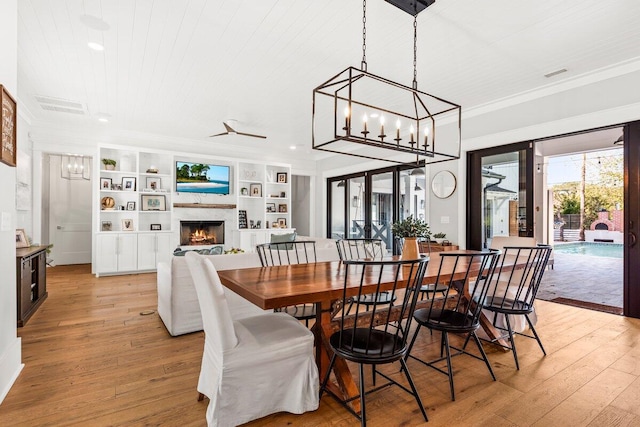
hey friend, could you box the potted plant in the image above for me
[432,232,446,244]
[102,158,117,170]
[392,216,430,260]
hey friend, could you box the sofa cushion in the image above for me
[173,245,225,256]
[271,232,297,249]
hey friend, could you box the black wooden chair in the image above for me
[480,245,553,370]
[320,257,429,427]
[406,250,501,401]
[256,241,317,326]
[336,238,396,312]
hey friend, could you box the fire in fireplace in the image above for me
[180,220,224,246]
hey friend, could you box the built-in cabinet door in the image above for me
[155,233,172,266]
[96,233,138,273]
[138,233,173,270]
[117,233,138,272]
[137,234,158,270]
[96,234,118,273]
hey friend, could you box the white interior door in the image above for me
[49,155,93,265]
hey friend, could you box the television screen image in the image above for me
[176,161,230,194]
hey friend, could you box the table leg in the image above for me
[316,301,361,413]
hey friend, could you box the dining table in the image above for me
[217,250,509,413]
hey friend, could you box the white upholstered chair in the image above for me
[184,252,319,426]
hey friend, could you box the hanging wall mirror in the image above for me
[431,170,456,199]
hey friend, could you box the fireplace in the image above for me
[180,220,225,246]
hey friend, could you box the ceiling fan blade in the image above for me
[208,131,229,137]
[237,131,267,139]
[223,122,236,133]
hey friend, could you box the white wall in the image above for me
[291,175,310,236]
[0,0,23,405]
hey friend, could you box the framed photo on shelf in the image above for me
[277,172,287,183]
[278,204,287,213]
[0,85,17,167]
[100,178,112,190]
[238,210,248,229]
[146,177,161,191]
[249,183,262,197]
[277,218,287,228]
[266,203,276,213]
[126,201,136,211]
[122,219,134,231]
[141,194,166,211]
[122,177,136,191]
[101,221,112,231]
[112,183,122,191]
[15,229,28,248]
[150,224,162,231]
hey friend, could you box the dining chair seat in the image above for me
[336,238,394,316]
[257,240,318,326]
[480,245,553,370]
[406,250,501,401]
[320,257,429,427]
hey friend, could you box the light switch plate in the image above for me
[440,216,450,224]
[0,212,11,231]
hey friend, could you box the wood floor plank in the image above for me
[1,264,640,427]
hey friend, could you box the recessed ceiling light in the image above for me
[289,145,296,150]
[96,113,111,122]
[79,15,110,31]
[88,42,104,51]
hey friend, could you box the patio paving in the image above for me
[537,251,623,311]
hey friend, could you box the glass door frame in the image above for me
[466,141,534,250]
[327,163,422,254]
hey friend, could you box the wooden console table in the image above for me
[16,245,48,326]
[419,242,460,253]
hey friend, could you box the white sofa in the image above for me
[157,238,340,336]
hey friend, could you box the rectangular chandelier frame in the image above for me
[312,66,461,165]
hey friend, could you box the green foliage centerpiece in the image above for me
[392,216,430,260]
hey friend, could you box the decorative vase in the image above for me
[105,164,115,171]
[401,237,421,260]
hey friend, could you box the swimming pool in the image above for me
[553,242,623,259]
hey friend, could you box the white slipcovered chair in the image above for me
[184,252,319,426]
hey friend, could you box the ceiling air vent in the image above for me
[544,69,568,78]
[35,95,86,115]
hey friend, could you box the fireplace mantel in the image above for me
[173,203,237,209]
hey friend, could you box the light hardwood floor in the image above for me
[1,265,640,426]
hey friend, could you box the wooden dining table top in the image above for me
[216,250,490,310]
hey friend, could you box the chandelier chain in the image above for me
[413,15,418,90]
[361,0,367,72]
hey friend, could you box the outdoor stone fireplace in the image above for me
[179,220,225,246]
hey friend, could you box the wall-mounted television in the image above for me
[176,161,230,194]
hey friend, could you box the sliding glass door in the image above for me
[467,142,533,250]
[328,165,426,254]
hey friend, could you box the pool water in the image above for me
[553,242,623,259]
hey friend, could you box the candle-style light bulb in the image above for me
[424,127,429,146]
[343,106,350,131]
[380,116,385,134]
[396,119,401,140]
[410,125,415,143]
[361,113,370,138]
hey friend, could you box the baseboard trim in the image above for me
[0,337,23,404]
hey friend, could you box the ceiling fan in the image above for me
[209,120,266,139]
